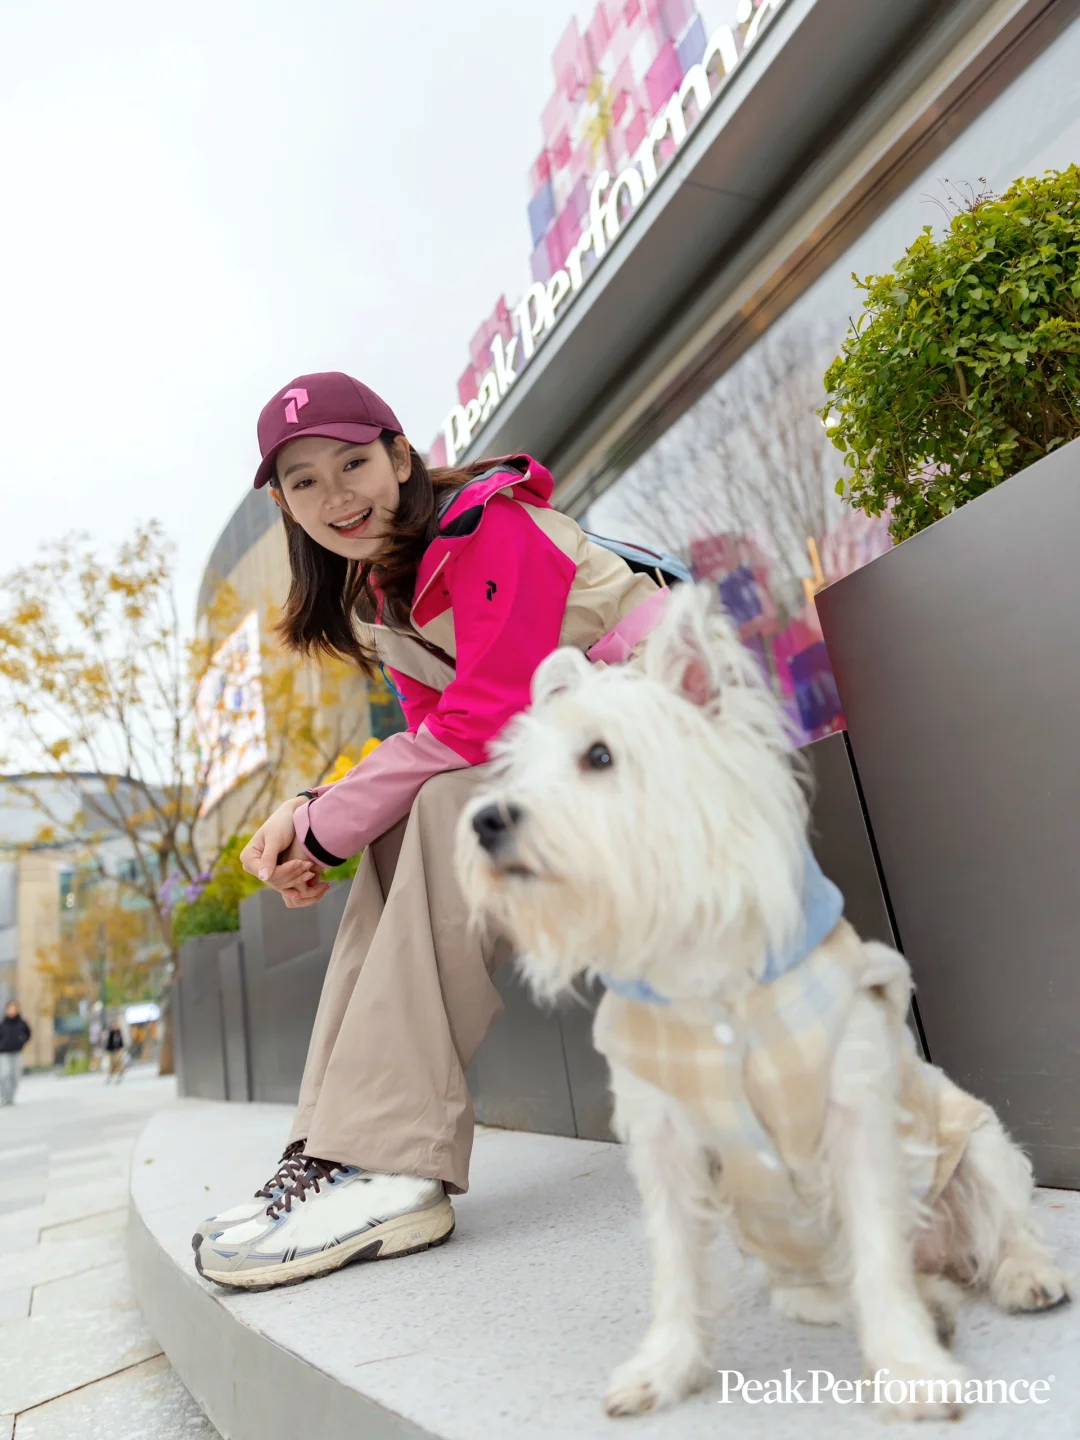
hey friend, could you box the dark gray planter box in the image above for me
[175,932,235,1101]
[817,437,1080,1189]
[218,940,251,1103]
[176,884,350,1105]
[239,883,351,1104]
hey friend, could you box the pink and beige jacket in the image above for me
[294,455,661,866]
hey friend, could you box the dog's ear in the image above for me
[531,646,592,706]
[643,583,736,708]
[645,583,795,752]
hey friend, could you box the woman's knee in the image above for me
[412,764,494,820]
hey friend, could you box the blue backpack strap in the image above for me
[584,531,693,586]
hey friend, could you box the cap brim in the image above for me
[253,421,388,489]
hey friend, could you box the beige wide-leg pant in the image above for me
[287,765,506,1194]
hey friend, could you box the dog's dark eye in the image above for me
[581,741,614,772]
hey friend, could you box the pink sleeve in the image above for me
[294,497,576,863]
[293,724,468,866]
[292,659,443,817]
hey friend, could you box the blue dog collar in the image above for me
[599,975,672,1006]
[600,852,844,1005]
[759,852,845,983]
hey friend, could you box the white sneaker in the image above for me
[192,1142,308,1242]
[193,1158,454,1290]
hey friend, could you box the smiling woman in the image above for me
[275,436,406,551]
[192,368,667,1295]
[266,419,481,675]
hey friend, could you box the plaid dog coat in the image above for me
[594,909,992,1282]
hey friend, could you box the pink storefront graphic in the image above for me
[690,509,894,746]
[431,1,777,466]
[524,0,714,290]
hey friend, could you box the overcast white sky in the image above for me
[0,0,587,620]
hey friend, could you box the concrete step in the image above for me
[129,1101,1080,1439]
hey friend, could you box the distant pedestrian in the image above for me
[0,1000,32,1105]
[104,1024,126,1083]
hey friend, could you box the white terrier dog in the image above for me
[456,584,1068,1422]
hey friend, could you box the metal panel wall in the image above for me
[175,934,234,1101]
[559,982,618,1142]
[466,974,615,1143]
[466,954,578,1139]
[240,883,350,1104]
[817,438,1080,1188]
[804,732,896,949]
[218,941,251,1103]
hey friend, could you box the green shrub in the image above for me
[172,835,262,942]
[172,834,361,943]
[822,168,1080,541]
[321,854,362,883]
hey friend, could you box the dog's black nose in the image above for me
[472,803,522,854]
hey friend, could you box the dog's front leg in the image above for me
[827,994,967,1422]
[604,1066,714,1418]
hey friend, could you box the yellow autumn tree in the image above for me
[0,522,376,1072]
[37,878,156,1031]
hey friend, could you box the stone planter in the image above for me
[175,883,350,1104]
[817,437,1080,1188]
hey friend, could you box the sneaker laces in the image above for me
[253,1140,308,1202]
[266,1156,351,1220]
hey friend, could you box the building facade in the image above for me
[0,774,157,1067]
[0,847,64,1068]
[436,0,1078,745]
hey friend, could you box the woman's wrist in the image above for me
[281,795,308,814]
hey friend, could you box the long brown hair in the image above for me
[272,433,494,676]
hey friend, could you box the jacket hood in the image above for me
[438,455,554,530]
[412,456,554,628]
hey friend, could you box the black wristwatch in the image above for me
[297,790,317,801]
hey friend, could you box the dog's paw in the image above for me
[990,1253,1070,1314]
[771,1284,846,1326]
[917,1274,965,1347]
[603,1371,662,1419]
[869,1355,968,1422]
[603,1346,711,1418]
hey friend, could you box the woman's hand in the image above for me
[276,837,332,909]
[241,798,317,890]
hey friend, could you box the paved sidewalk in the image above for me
[0,1065,217,1439]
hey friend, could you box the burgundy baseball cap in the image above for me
[253,372,404,489]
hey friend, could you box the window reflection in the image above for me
[583,15,1080,745]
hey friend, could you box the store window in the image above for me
[583,15,1080,746]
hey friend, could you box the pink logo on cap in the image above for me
[283,388,309,425]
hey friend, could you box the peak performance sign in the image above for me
[440,1,781,465]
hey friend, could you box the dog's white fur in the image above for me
[456,585,1068,1422]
